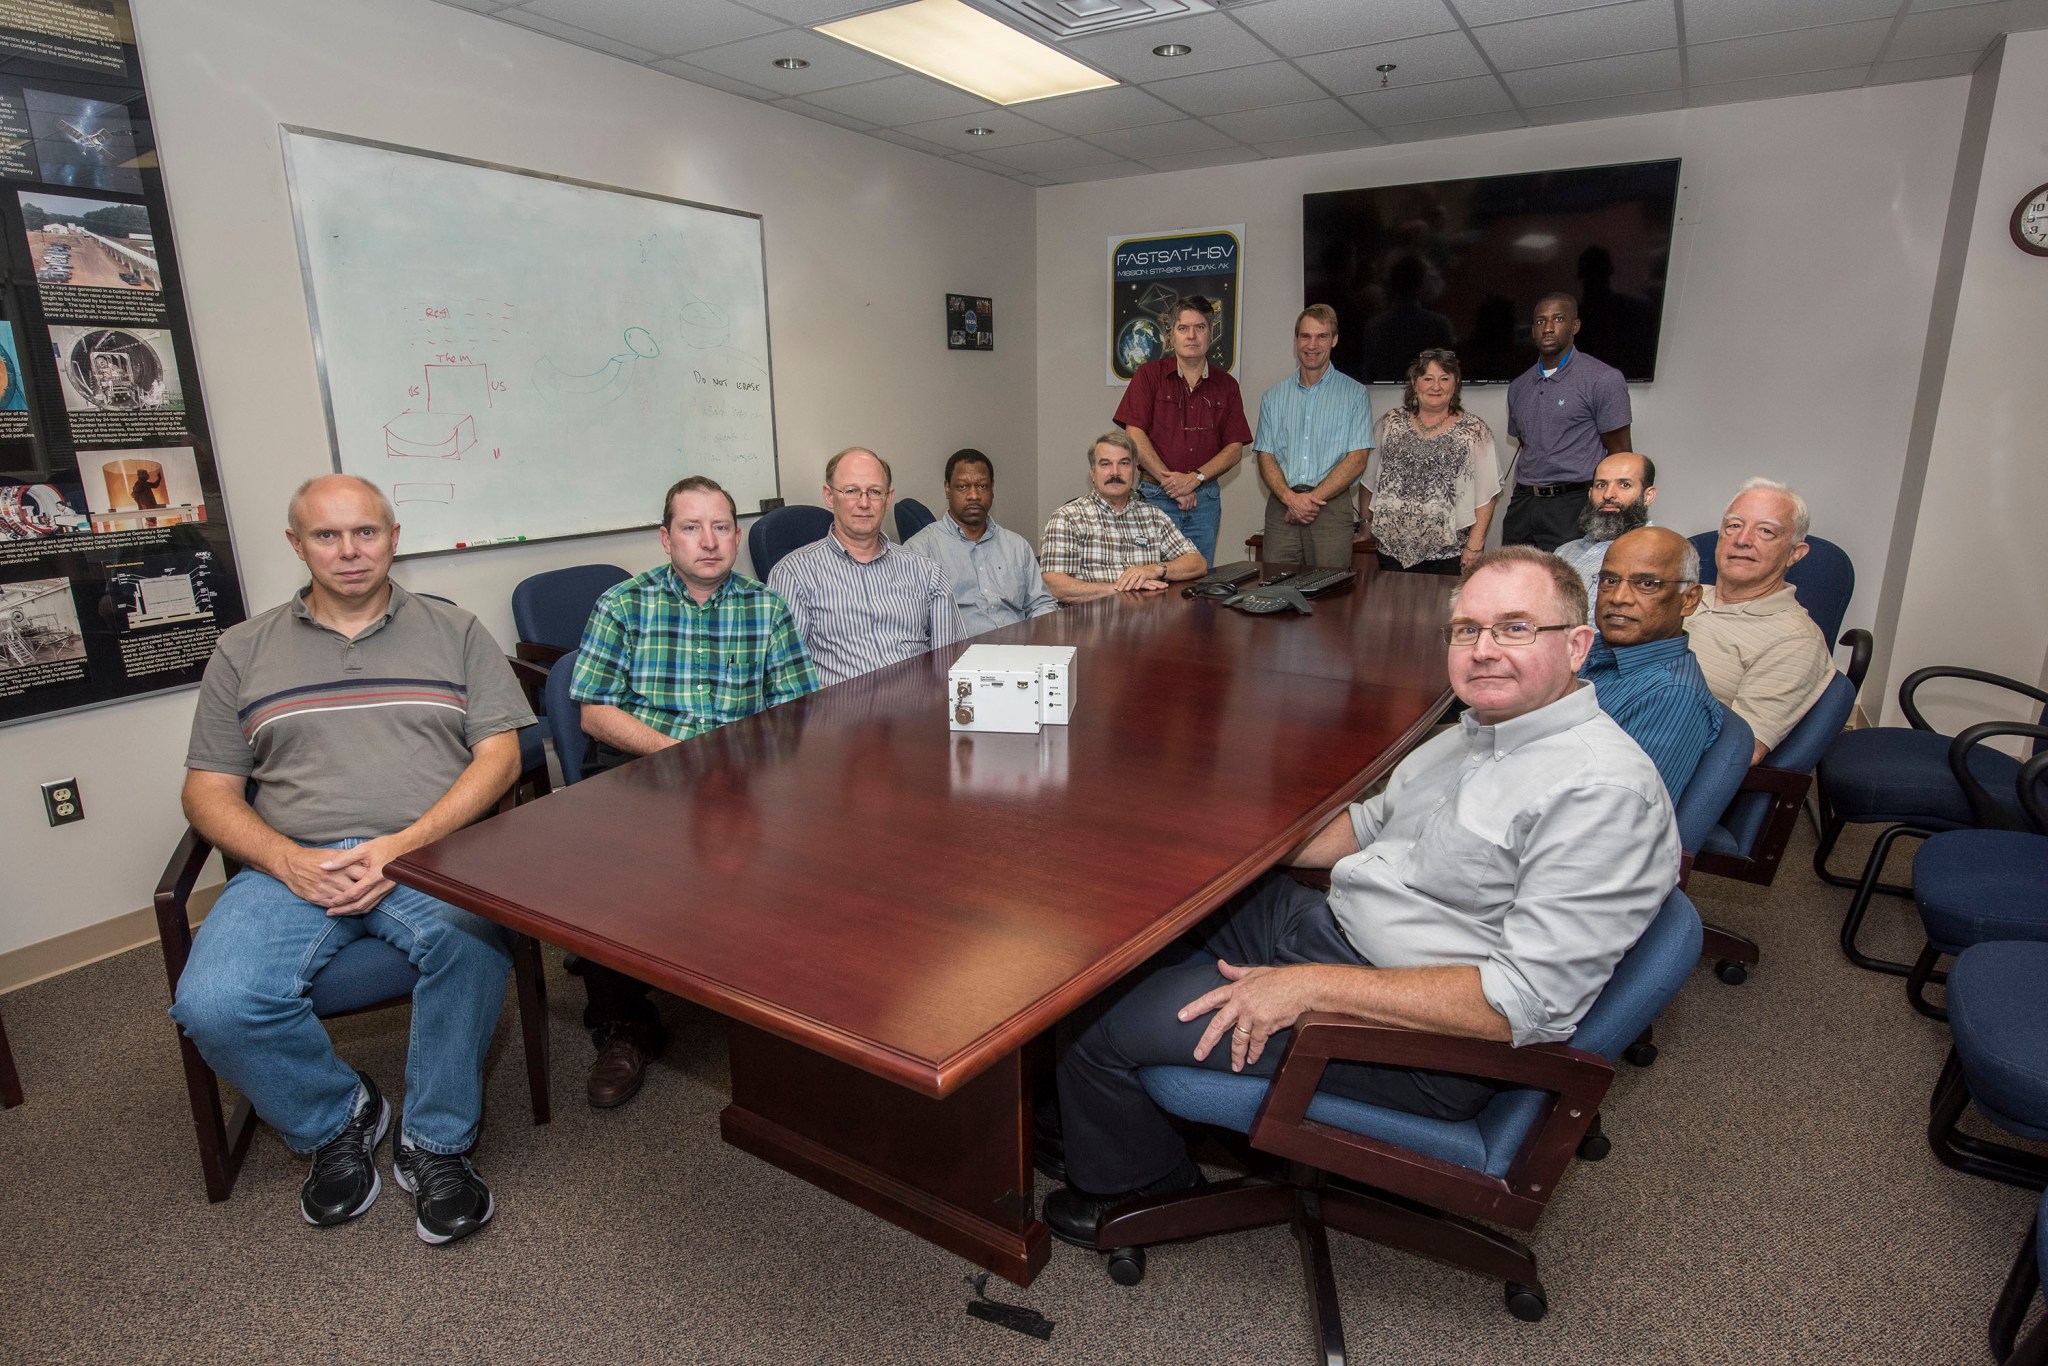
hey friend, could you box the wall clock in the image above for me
[2013,181,2048,257]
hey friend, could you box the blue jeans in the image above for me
[1140,478,1221,566]
[168,840,514,1155]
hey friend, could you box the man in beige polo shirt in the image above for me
[1685,477,1833,763]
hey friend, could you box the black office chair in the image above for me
[1991,1186,2048,1365]
[894,497,936,542]
[747,505,832,580]
[0,1003,22,1108]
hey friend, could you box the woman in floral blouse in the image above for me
[1361,348,1500,575]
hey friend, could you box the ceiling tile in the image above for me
[1205,98,1368,142]
[1448,0,1631,22]
[1013,172,1055,186]
[1141,146,1267,172]
[1501,47,1680,103]
[1523,87,1683,123]
[520,0,781,56]
[866,127,957,156]
[432,0,516,12]
[1038,160,1154,184]
[1378,109,1530,141]
[803,73,993,124]
[1015,85,1183,135]
[1087,117,1241,157]
[1684,0,1905,44]
[652,58,779,99]
[1904,0,2010,9]
[1224,0,1461,58]
[981,137,1131,172]
[1140,61,1326,116]
[1868,49,1987,80]
[669,29,898,95]
[891,109,1065,150]
[948,151,1031,177]
[1296,29,1493,94]
[1472,0,1676,70]
[768,97,876,131]
[1686,17,1894,83]
[739,0,880,19]
[1342,73,1514,125]
[492,8,661,60]
[1888,0,2048,59]
[1249,128,1390,158]
[1061,13,1280,82]
[1685,64,1869,105]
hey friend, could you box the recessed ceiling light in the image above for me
[817,0,1117,106]
[965,126,995,136]
[773,56,811,70]
[1152,43,1192,57]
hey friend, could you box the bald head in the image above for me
[1595,526,1701,647]
[288,473,394,533]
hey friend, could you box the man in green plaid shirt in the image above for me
[566,474,818,1107]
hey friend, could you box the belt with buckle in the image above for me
[1517,480,1591,498]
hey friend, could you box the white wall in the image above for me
[1882,28,2048,735]
[1034,79,1969,655]
[0,0,1034,958]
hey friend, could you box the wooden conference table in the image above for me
[387,564,1456,1286]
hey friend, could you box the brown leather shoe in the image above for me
[587,1033,652,1109]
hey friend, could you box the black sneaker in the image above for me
[392,1140,495,1245]
[300,1070,389,1227]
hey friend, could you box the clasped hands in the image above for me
[1181,960,1314,1072]
[1280,488,1325,525]
[1111,563,1170,593]
[1156,470,1201,509]
[277,836,407,917]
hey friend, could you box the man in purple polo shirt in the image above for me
[1503,292,1634,552]
[1113,294,1253,566]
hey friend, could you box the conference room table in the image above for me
[387,563,1456,1286]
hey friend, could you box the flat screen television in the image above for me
[1303,158,1681,385]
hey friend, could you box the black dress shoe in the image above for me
[1043,1161,1202,1249]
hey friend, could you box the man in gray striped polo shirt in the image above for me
[1253,305,1375,568]
[1684,478,1833,763]
[767,447,964,686]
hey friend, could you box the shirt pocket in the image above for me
[1398,805,1500,910]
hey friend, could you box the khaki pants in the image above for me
[1261,491,1356,567]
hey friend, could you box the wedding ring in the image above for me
[1234,1024,1253,1036]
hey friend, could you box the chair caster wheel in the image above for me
[1622,1041,1659,1067]
[1106,1247,1146,1286]
[1575,1131,1611,1161]
[1714,960,1749,985]
[1504,1282,1548,1322]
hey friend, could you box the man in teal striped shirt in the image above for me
[1253,305,1375,567]
[567,474,818,1107]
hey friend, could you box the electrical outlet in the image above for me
[40,778,83,826]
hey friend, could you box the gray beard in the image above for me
[1579,500,1650,541]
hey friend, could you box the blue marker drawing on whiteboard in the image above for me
[533,327,660,406]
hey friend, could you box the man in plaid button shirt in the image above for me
[1040,431,1208,603]
[566,474,818,1107]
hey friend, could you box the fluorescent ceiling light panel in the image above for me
[816,0,1116,106]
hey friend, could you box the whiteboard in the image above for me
[282,129,778,555]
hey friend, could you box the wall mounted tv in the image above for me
[1303,158,1681,385]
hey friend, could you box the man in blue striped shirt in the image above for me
[767,447,964,685]
[1581,526,1721,798]
[1252,305,1375,567]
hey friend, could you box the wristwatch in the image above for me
[1193,470,1207,484]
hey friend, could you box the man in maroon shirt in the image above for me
[1113,295,1252,566]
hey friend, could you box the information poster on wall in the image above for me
[1106,224,1242,385]
[0,0,246,728]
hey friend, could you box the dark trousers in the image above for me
[1055,874,1501,1195]
[1502,483,1589,552]
[576,739,663,1047]
[1376,551,1461,576]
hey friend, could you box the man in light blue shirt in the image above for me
[1253,305,1375,567]
[905,448,1058,637]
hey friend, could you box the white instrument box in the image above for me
[948,644,1077,733]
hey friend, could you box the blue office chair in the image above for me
[1904,753,2048,1020]
[1990,1186,2048,1365]
[544,649,589,787]
[1672,703,1758,983]
[0,1004,21,1108]
[1817,667,2048,976]
[1928,939,2048,1192]
[894,497,937,542]
[747,505,832,580]
[1092,889,1703,1356]
[1688,671,1856,899]
[414,592,551,803]
[510,563,629,674]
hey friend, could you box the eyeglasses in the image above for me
[832,485,888,504]
[1441,621,1575,647]
[1594,572,1696,595]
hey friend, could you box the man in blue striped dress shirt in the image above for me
[1581,526,1721,798]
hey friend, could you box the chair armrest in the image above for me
[515,640,567,668]
[1950,722,2048,831]
[2021,752,2048,836]
[152,825,216,996]
[507,655,550,713]
[1738,763,1812,799]
[1900,666,2048,732]
[1271,1014,1614,1097]
[1838,628,1872,695]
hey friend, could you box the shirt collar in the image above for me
[657,562,738,608]
[1586,632,1693,675]
[1172,358,1211,388]
[1085,489,1134,515]
[1699,583,1798,615]
[1539,348,1576,379]
[292,579,404,635]
[940,513,999,543]
[826,528,894,562]
[1294,366,1333,392]
[1460,680,1600,756]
